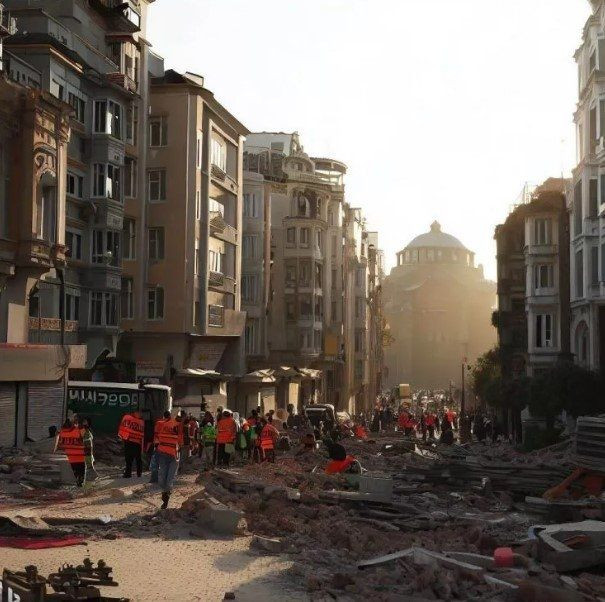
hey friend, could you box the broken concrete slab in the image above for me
[358,474,393,502]
[250,535,284,554]
[195,495,244,536]
[0,515,51,535]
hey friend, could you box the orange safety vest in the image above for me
[118,414,144,446]
[156,418,182,458]
[216,417,237,444]
[58,426,85,464]
[325,455,356,475]
[260,424,278,450]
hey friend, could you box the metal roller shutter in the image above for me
[0,383,17,447]
[27,380,65,441]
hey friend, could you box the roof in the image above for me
[404,221,468,251]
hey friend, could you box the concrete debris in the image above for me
[250,535,284,553]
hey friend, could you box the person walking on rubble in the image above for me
[55,418,87,487]
[216,410,237,467]
[155,410,183,509]
[118,410,145,478]
[260,416,279,463]
[200,419,217,469]
[81,418,98,481]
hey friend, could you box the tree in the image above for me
[471,347,501,404]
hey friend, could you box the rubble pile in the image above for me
[195,434,605,600]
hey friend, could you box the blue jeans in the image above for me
[157,451,178,493]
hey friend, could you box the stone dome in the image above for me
[406,221,467,250]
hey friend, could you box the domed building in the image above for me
[383,222,496,391]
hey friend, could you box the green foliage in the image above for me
[471,347,501,402]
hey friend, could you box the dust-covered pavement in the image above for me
[0,471,306,601]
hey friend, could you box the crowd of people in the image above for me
[54,405,290,509]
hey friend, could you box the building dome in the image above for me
[406,221,467,250]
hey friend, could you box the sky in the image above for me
[148,0,590,279]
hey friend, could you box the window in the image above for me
[536,314,553,348]
[331,268,337,289]
[123,218,136,260]
[285,299,296,321]
[91,230,104,263]
[126,103,138,145]
[92,230,121,266]
[355,360,363,380]
[355,330,364,353]
[90,291,118,326]
[300,330,311,350]
[208,198,224,216]
[590,49,597,73]
[590,178,598,217]
[148,227,165,260]
[316,229,322,250]
[534,218,552,245]
[196,131,203,168]
[243,193,259,218]
[93,100,121,139]
[148,169,166,202]
[591,245,599,285]
[65,292,79,321]
[245,320,259,355]
[355,268,363,287]
[285,264,296,286]
[124,157,137,198]
[331,300,337,321]
[576,249,584,298]
[147,287,164,320]
[194,301,201,327]
[574,180,583,236]
[534,264,553,289]
[68,92,85,123]
[93,164,121,201]
[286,227,296,245]
[300,227,310,247]
[331,235,337,256]
[194,242,200,276]
[149,116,167,147]
[427,249,435,261]
[208,249,223,273]
[355,297,364,319]
[66,230,82,261]
[211,137,226,171]
[300,296,312,317]
[121,278,134,319]
[601,174,605,206]
[299,262,310,285]
[328,209,334,226]
[314,330,321,350]
[242,274,259,303]
[67,172,83,198]
[208,304,224,327]
[196,191,201,220]
[243,235,258,259]
[315,263,323,288]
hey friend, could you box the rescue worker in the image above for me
[425,411,437,439]
[200,419,217,469]
[118,410,144,478]
[55,418,86,486]
[188,414,199,457]
[149,413,163,483]
[155,410,183,509]
[259,416,280,463]
[216,410,237,467]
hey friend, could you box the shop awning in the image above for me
[176,368,225,381]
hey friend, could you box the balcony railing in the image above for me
[0,5,17,37]
[106,71,137,93]
[208,304,225,327]
[208,270,224,288]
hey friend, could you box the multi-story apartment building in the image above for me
[244,132,353,410]
[571,2,605,370]
[5,0,154,368]
[0,61,87,446]
[367,230,385,408]
[117,69,249,407]
[494,179,571,379]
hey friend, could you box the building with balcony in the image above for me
[242,134,385,413]
[570,1,605,371]
[4,0,155,368]
[117,69,249,408]
[0,72,86,447]
[383,221,496,390]
[494,179,571,380]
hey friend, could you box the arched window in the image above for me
[575,321,589,367]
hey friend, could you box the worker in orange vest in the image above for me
[425,412,437,439]
[155,411,183,509]
[259,416,280,463]
[118,410,145,478]
[55,418,86,486]
[216,410,237,467]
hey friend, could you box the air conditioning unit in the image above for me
[9,17,16,35]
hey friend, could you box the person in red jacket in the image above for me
[118,410,144,478]
[55,418,86,486]
[216,410,237,467]
[259,417,279,463]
